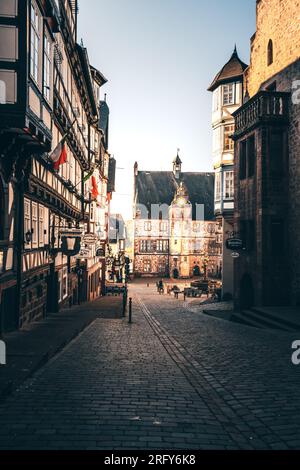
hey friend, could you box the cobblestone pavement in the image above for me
[0,282,300,450]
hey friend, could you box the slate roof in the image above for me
[208,47,248,92]
[135,171,215,221]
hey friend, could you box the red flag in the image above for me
[49,135,68,170]
[91,176,99,199]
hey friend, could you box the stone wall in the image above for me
[246,0,300,97]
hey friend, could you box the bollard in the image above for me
[122,288,128,317]
[128,297,132,324]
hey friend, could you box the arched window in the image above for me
[267,39,273,66]
[0,178,5,240]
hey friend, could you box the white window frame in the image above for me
[224,171,234,199]
[38,205,44,247]
[24,198,31,248]
[223,84,234,106]
[30,1,40,84]
[31,202,38,247]
[215,172,221,201]
[43,30,51,102]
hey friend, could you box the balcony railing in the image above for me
[233,91,290,137]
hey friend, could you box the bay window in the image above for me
[30,2,40,84]
[43,31,51,101]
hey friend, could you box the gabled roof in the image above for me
[135,171,215,220]
[208,47,248,92]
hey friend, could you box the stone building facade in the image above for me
[133,157,222,279]
[232,0,300,307]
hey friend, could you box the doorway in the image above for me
[173,268,179,279]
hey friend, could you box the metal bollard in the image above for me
[128,297,132,324]
[122,290,127,317]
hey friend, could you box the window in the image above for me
[0,178,4,240]
[143,259,151,273]
[159,221,167,233]
[224,124,235,151]
[239,140,247,180]
[240,135,256,180]
[0,69,17,104]
[38,205,44,247]
[140,240,153,253]
[158,261,165,273]
[43,32,51,101]
[224,171,234,199]
[223,84,234,106]
[147,240,153,252]
[140,240,146,253]
[144,221,152,232]
[157,240,168,253]
[30,2,40,83]
[24,199,31,247]
[267,39,273,66]
[213,89,219,111]
[247,135,255,178]
[215,172,221,201]
[31,202,38,246]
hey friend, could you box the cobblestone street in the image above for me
[1,282,300,450]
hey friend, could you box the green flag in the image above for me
[83,169,94,183]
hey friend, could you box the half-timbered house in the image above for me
[0,0,114,331]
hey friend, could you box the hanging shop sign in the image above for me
[96,242,106,258]
[226,238,244,251]
[231,252,240,259]
[82,233,98,246]
[60,229,83,256]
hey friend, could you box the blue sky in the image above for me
[78,0,256,219]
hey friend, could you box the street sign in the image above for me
[226,238,243,251]
[231,252,240,259]
[76,248,92,260]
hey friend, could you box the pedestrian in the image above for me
[158,279,164,295]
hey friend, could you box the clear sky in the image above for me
[78,0,256,220]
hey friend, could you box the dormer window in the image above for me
[267,39,273,66]
[223,84,234,106]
